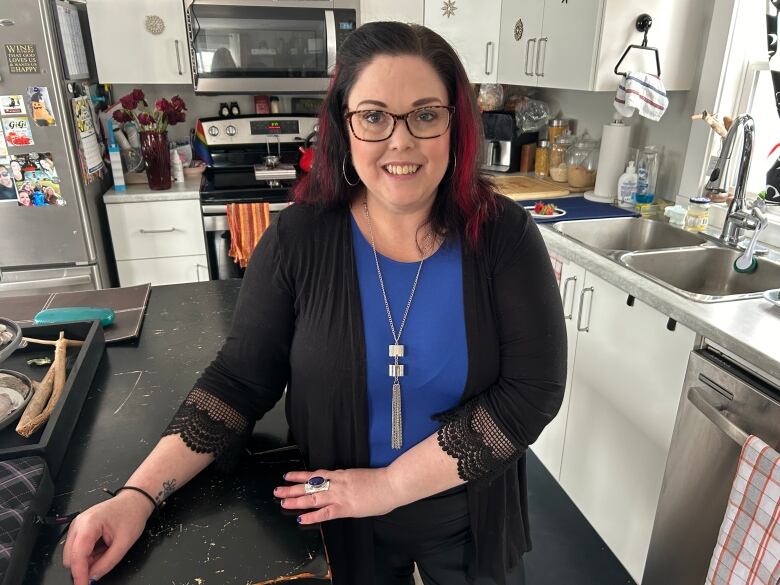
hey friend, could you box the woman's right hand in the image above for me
[63,490,154,585]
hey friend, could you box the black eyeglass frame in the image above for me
[344,106,456,142]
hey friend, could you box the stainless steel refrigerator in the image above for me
[0,0,113,298]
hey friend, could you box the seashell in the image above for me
[0,374,29,397]
[0,387,24,418]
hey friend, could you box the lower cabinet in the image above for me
[116,255,209,287]
[106,198,208,287]
[532,256,696,582]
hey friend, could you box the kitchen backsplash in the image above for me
[111,84,324,143]
[114,82,696,201]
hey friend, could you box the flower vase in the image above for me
[140,131,171,190]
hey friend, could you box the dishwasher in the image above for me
[642,346,780,584]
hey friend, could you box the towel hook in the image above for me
[614,13,661,78]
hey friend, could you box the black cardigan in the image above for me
[165,196,567,585]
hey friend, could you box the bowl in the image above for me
[0,369,33,432]
[0,318,23,365]
[183,161,206,177]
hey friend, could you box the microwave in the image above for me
[183,0,359,94]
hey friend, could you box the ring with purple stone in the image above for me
[304,476,330,494]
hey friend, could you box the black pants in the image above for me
[373,486,526,585]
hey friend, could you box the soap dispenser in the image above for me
[617,161,638,208]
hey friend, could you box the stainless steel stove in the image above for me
[198,114,318,279]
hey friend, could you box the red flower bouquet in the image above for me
[112,88,187,132]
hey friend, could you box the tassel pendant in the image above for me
[391,381,402,449]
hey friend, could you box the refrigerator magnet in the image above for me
[4,44,40,74]
[1,117,33,146]
[0,95,26,116]
[10,152,65,207]
[27,87,56,127]
[0,160,18,203]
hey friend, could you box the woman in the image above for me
[63,22,566,585]
[17,190,32,207]
[0,164,16,200]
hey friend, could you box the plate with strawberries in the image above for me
[524,201,566,219]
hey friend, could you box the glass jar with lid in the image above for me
[549,134,576,182]
[547,119,569,147]
[534,140,551,177]
[566,136,599,188]
[685,196,710,232]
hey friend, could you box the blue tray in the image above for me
[521,196,641,223]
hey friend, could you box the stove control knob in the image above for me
[208,126,219,137]
[226,125,237,137]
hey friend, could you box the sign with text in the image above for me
[4,44,40,74]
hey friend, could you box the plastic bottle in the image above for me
[616,161,638,208]
[633,146,661,204]
[108,120,126,192]
[171,149,185,183]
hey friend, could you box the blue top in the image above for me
[351,216,468,468]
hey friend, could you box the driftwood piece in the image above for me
[15,364,55,431]
[691,109,728,139]
[22,336,83,348]
[16,332,68,438]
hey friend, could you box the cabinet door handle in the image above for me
[561,276,577,319]
[525,38,537,76]
[484,41,494,76]
[195,263,208,282]
[175,39,183,75]
[140,227,177,234]
[576,287,594,332]
[536,37,548,77]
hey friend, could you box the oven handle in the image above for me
[687,386,750,446]
[201,203,290,215]
[325,10,337,75]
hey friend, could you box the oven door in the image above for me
[184,0,358,94]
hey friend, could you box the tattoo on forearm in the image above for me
[156,479,177,504]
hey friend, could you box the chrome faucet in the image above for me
[702,113,755,247]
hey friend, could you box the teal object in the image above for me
[34,307,116,327]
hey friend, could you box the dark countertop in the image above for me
[25,280,328,585]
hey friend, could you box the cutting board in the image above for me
[521,196,640,223]
[490,175,570,200]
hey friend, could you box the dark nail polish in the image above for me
[273,487,279,494]
[296,516,302,524]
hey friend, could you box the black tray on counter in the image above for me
[0,321,104,478]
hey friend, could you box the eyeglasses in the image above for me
[344,106,455,142]
[0,172,9,178]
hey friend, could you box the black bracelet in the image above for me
[103,486,163,513]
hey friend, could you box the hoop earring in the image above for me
[446,152,457,179]
[342,154,360,187]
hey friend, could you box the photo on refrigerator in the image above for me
[10,152,65,207]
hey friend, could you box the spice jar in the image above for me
[534,140,551,177]
[566,136,599,189]
[547,119,569,147]
[550,134,575,183]
[685,197,711,232]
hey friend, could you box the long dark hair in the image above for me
[292,21,497,247]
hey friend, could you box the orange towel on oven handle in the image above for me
[226,202,271,268]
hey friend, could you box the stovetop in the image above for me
[199,162,297,205]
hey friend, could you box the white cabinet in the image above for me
[87,0,191,85]
[106,199,208,287]
[361,0,423,25]
[496,0,707,91]
[424,0,501,84]
[530,256,585,480]
[558,270,696,582]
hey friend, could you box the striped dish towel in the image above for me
[226,202,271,268]
[706,435,780,585]
[614,72,669,121]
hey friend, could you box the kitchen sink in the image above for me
[619,247,780,302]
[553,217,709,253]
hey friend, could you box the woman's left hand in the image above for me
[275,468,404,525]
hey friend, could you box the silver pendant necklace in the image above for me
[363,198,426,449]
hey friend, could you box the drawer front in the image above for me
[107,200,206,261]
[117,255,209,287]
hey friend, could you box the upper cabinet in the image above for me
[502,0,707,91]
[361,0,423,26]
[423,0,502,84]
[87,0,192,85]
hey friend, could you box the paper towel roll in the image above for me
[587,120,632,203]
